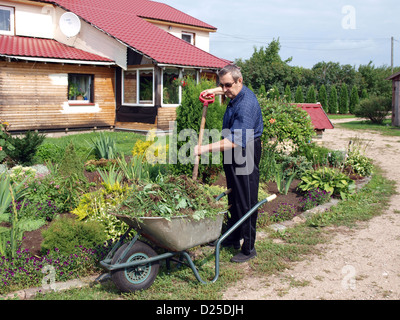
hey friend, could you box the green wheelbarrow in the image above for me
[99,191,277,292]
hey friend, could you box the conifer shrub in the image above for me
[41,216,107,255]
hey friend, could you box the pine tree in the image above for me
[258,84,267,97]
[349,86,359,114]
[328,86,338,114]
[339,83,349,114]
[295,86,304,103]
[306,85,316,103]
[284,84,292,102]
[318,84,328,112]
[361,88,369,100]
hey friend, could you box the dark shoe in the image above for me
[230,249,257,263]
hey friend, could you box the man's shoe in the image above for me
[230,250,257,263]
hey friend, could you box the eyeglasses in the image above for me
[219,82,236,89]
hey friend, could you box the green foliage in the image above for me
[87,132,119,160]
[172,77,225,179]
[317,85,328,112]
[3,131,45,166]
[271,202,297,222]
[41,216,107,255]
[349,86,360,114]
[0,120,13,163]
[58,142,86,180]
[284,84,292,102]
[259,98,315,153]
[354,95,391,124]
[35,143,65,163]
[328,86,338,114]
[117,175,226,221]
[297,167,356,200]
[274,164,296,195]
[339,83,349,114]
[295,86,304,103]
[300,188,332,211]
[306,85,316,103]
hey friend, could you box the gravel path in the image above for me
[223,119,400,300]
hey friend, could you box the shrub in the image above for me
[297,167,356,199]
[344,152,373,177]
[35,143,65,163]
[354,95,391,124]
[328,86,338,114]
[3,131,45,166]
[41,216,107,255]
[172,78,225,179]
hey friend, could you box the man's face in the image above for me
[219,73,243,99]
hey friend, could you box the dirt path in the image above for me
[223,119,400,300]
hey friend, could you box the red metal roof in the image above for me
[0,35,114,62]
[36,0,227,69]
[292,103,334,130]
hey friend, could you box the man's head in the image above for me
[218,65,243,99]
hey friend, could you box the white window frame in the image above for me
[181,32,194,45]
[122,68,155,107]
[0,5,15,36]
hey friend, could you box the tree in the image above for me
[338,83,349,114]
[306,85,316,103]
[349,86,359,114]
[328,86,338,114]
[295,86,304,103]
[318,84,328,112]
[269,85,280,100]
[284,84,292,102]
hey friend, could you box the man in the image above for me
[194,65,263,263]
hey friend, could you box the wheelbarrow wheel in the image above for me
[110,241,159,292]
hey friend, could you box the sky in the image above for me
[155,0,400,69]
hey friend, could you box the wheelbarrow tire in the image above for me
[110,241,159,292]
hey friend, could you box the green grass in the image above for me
[41,131,146,160]
[336,119,400,136]
[31,167,396,300]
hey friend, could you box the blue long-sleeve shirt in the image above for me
[222,85,263,148]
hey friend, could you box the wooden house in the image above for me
[387,71,400,127]
[0,0,228,133]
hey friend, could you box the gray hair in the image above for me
[218,65,243,82]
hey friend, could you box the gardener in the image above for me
[194,64,263,263]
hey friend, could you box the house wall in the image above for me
[0,60,116,131]
[2,1,127,69]
[149,21,211,53]
[392,78,400,127]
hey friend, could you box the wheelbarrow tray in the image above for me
[112,212,225,252]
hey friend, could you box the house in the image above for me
[387,71,400,127]
[291,103,334,137]
[0,0,228,133]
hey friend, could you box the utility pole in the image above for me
[391,36,394,73]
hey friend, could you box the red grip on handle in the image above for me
[199,93,215,105]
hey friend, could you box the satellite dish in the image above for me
[59,12,81,38]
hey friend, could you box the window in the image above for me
[182,32,194,45]
[0,6,14,35]
[123,68,154,106]
[162,68,198,106]
[68,74,94,103]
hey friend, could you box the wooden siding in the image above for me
[157,107,177,131]
[0,60,116,131]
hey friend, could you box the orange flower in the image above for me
[269,118,276,124]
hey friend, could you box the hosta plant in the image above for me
[297,167,355,200]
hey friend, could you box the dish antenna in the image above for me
[59,12,81,38]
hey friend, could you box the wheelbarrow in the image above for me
[99,190,277,292]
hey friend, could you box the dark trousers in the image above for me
[223,138,262,255]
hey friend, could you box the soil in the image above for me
[223,118,400,300]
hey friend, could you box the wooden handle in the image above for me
[192,104,208,180]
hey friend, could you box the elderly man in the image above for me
[194,65,263,263]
